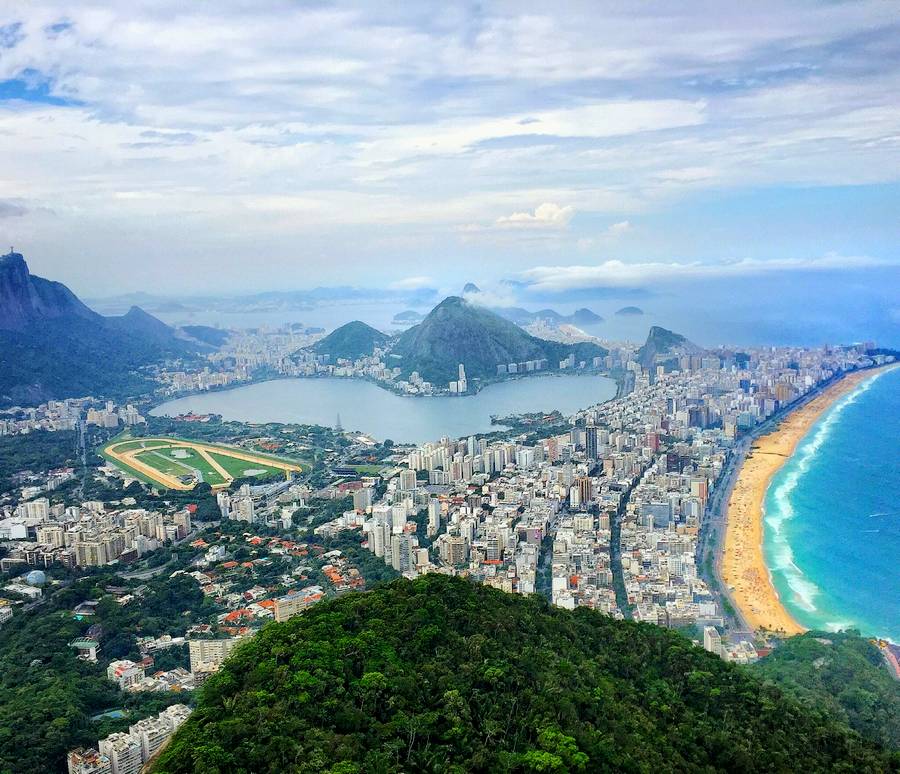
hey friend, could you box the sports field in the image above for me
[102,437,303,491]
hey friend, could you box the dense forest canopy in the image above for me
[154,575,897,773]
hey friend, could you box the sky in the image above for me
[0,0,899,317]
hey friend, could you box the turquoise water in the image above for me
[763,366,900,642]
[152,374,617,445]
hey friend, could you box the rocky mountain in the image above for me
[311,320,389,361]
[0,251,196,406]
[391,296,605,383]
[0,251,97,331]
[616,305,644,316]
[637,325,702,369]
[151,575,894,774]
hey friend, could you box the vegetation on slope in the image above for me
[312,321,390,361]
[0,573,215,774]
[154,575,895,773]
[754,631,900,750]
[392,297,606,383]
[180,325,231,348]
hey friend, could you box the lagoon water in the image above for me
[151,374,617,445]
[763,365,900,642]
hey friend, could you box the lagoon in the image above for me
[151,374,617,444]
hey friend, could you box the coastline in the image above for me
[721,365,896,635]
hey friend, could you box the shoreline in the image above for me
[721,364,896,635]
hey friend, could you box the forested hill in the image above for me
[311,320,389,361]
[754,630,900,750]
[153,575,895,773]
[391,296,606,383]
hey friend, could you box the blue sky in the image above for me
[0,1,898,313]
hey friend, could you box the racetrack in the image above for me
[103,437,302,490]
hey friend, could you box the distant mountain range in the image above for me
[0,252,198,406]
[88,284,439,318]
[492,306,604,326]
[304,297,607,384]
[392,310,425,324]
[637,325,702,369]
[616,306,644,316]
[391,296,606,383]
[312,320,389,361]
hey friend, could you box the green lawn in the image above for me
[133,447,230,487]
[206,451,285,480]
[107,438,155,453]
[350,464,387,475]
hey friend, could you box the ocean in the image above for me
[763,365,900,642]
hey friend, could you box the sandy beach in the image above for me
[721,365,896,635]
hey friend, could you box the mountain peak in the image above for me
[0,251,194,405]
[310,320,389,361]
[0,250,27,268]
[638,325,700,368]
[0,249,100,332]
[392,295,606,382]
[462,282,480,294]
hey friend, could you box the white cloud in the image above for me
[389,275,434,290]
[518,254,893,292]
[0,2,898,293]
[496,202,574,229]
[606,220,631,236]
[461,285,519,309]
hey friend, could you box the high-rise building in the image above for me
[98,733,142,774]
[585,425,599,460]
[703,626,723,657]
[398,469,417,492]
[427,498,441,537]
[188,638,243,675]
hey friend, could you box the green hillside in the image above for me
[153,576,894,773]
[312,321,389,361]
[391,296,605,383]
[754,631,900,750]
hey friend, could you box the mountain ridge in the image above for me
[0,252,197,406]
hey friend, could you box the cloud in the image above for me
[0,200,27,218]
[389,275,434,290]
[0,2,898,294]
[496,202,574,229]
[606,220,631,236]
[518,254,893,292]
[461,284,519,309]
